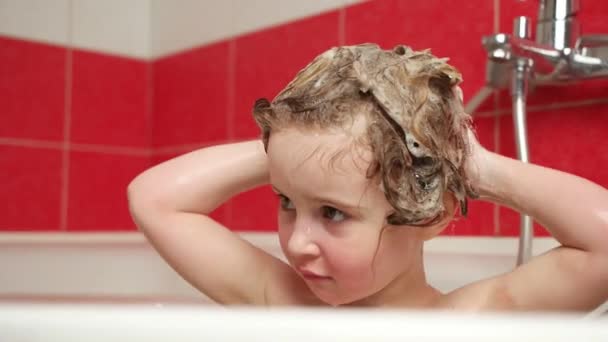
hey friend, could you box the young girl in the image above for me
[128,44,608,310]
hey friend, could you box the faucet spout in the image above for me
[538,0,579,21]
[570,34,608,79]
[570,53,608,79]
[537,0,581,50]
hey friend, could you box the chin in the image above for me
[316,295,346,307]
[310,288,364,307]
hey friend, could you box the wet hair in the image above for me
[253,43,478,227]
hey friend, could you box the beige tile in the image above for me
[71,0,150,58]
[0,0,69,45]
[150,0,234,58]
[233,0,348,36]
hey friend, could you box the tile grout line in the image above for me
[526,97,608,113]
[59,0,74,232]
[0,137,222,156]
[0,138,64,150]
[338,6,346,45]
[0,138,150,155]
[7,94,608,157]
[473,96,608,117]
[71,143,150,156]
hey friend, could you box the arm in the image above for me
[127,140,293,305]
[471,141,608,311]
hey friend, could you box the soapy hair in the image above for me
[253,43,477,226]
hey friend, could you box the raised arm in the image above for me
[127,140,292,304]
[469,135,608,311]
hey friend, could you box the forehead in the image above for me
[267,129,377,201]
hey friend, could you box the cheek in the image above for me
[321,233,379,280]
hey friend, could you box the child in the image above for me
[128,44,608,310]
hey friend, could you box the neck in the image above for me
[348,250,442,308]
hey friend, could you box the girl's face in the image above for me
[267,128,425,306]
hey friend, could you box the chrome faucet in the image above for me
[467,0,608,267]
[482,0,608,86]
[537,0,580,50]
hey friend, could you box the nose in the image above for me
[286,218,321,259]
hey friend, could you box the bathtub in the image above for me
[0,232,606,341]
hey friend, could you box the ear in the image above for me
[417,192,458,241]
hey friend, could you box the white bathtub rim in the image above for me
[1,304,607,342]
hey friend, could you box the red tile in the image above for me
[499,103,608,184]
[472,91,499,115]
[472,115,497,152]
[496,79,608,110]
[0,145,62,231]
[228,186,278,231]
[150,152,180,167]
[581,0,608,34]
[234,11,340,139]
[499,206,550,237]
[207,202,230,227]
[67,151,151,231]
[345,0,493,106]
[498,103,608,236]
[499,0,537,34]
[153,41,229,147]
[0,37,65,141]
[444,200,496,236]
[71,50,149,147]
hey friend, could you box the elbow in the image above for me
[126,174,167,232]
[127,173,167,210]
[127,174,148,213]
[126,176,148,231]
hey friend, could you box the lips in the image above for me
[298,268,332,280]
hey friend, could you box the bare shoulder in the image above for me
[440,246,608,312]
[439,276,516,311]
[263,264,325,306]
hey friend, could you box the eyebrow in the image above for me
[271,185,365,211]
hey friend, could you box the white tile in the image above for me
[233,0,347,36]
[150,0,234,58]
[0,0,69,45]
[71,0,151,58]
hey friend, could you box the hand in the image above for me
[452,85,492,197]
[462,127,491,197]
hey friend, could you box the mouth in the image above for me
[298,268,332,281]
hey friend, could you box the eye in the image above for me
[277,194,295,210]
[321,206,346,222]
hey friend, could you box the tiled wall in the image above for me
[2,0,607,235]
